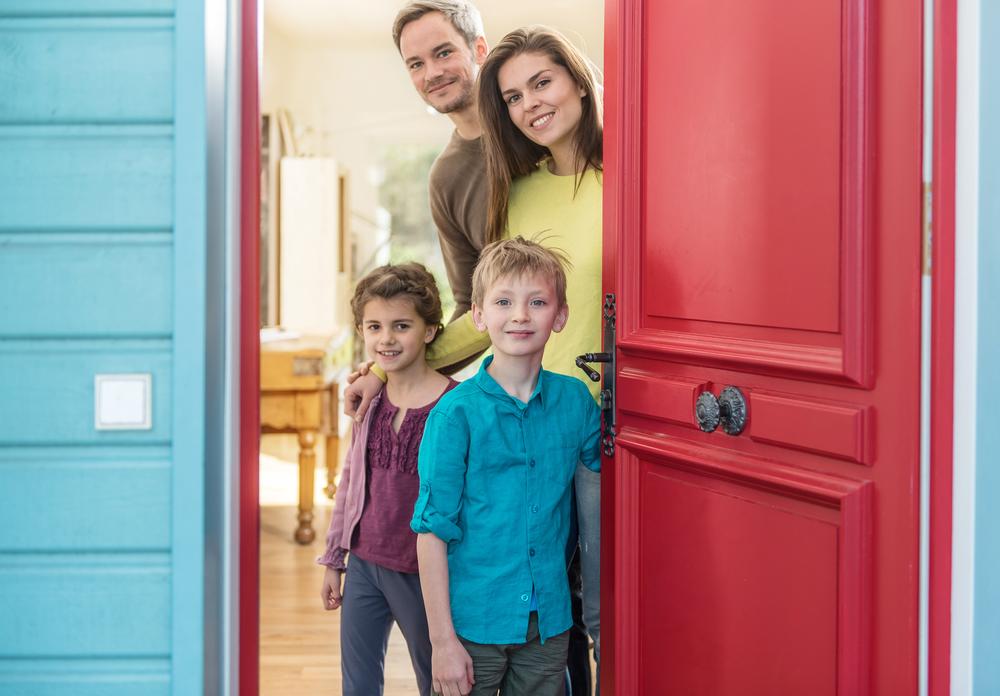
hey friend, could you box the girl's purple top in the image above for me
[350,380,457,574]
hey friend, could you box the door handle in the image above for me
[695,386,748,435]
[575,352,612,382]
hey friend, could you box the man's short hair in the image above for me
[472,236,570,308]
[392,0,484,52]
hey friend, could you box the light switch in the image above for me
[95,374,152,430]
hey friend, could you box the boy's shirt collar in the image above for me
[473,355,545,408]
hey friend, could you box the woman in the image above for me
[477,26,603,401]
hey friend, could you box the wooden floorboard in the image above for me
[260,504,420,695]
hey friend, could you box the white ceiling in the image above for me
[263,0,604,63]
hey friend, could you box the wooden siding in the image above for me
[0,235,173,336]
[0,19,174,123]
[0,128,174,230]
[0,0,205,693]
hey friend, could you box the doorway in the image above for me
[242,2,605,693]
[239,1,959,694]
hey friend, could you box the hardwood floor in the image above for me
[260,505,420,695]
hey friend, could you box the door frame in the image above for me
[237,1,959,692]
[930,0,957,693]
[238,0,260,693]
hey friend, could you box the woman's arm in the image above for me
[345,312,490,420]
[424,311,491,373]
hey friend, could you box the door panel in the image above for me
[605,0,921,693]
[632,0,874,386]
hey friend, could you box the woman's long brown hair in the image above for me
[477,26,603,244]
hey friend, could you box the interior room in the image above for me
[255,1,603,692]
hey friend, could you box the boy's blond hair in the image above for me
[471,236,570,308]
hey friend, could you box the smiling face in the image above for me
[498,51,586,157]
[398,11,486,115]
[472,272,568,362]
[360,296,437,375]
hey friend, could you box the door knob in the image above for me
[695,386,747,435]
[576,352,612,382]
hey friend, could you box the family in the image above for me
[317,2,604,694]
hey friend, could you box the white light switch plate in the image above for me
[95,374,152,430]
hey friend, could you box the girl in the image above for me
[318,262,455,696]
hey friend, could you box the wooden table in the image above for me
[260,336,341,544]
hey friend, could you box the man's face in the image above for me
[398,12,484,115]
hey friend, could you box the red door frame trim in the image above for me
[930,0,957,693]
[239,0,261,691]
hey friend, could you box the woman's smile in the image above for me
[530,112,555,129]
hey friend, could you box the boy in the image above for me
[411,237,601,696]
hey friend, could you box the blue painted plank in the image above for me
[0,659,169,696]
[0,127,173,231]
[171,0,207,692]
[0,557,170,656]
[0,1,173,16]
[0,234,172,337]
[0,677,170,696]
[0,342,171,444]
[974,2,1000,692]
[0,456,170,551]
[0,19,174,123]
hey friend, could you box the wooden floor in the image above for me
[260,504,420,695]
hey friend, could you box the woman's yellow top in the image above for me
[387,163,604,400]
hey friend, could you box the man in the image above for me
[348,1,491,411]
[394,1,490,330]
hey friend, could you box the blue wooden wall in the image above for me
[0,1,207,694]
[974,0,1000,692]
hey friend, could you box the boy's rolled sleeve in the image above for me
[580,397,602,472]
[410,409,469,543]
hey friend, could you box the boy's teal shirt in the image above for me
[411,356,601,645]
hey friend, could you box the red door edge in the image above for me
[930,0,957,693]
[239,0,261,692]
[600,0,625,692]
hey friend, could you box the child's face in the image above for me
[472,272,568,361]
[359,296,437,374]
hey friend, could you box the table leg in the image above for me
[324,433,339,498]
[295,428,317,544]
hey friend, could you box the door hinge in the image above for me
[575,293,617,456]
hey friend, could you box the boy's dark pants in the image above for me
[566,551,593,695]
[457,612,569,696]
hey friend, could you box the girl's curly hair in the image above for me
[351,262,444,341]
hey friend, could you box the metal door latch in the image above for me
[576,294,617,456]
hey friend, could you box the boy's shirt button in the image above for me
[529,459,536,467]
[529,548,536,556]
[531,505,539,513]
[521,593,529,602]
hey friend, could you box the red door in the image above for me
[603,1,922,693]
